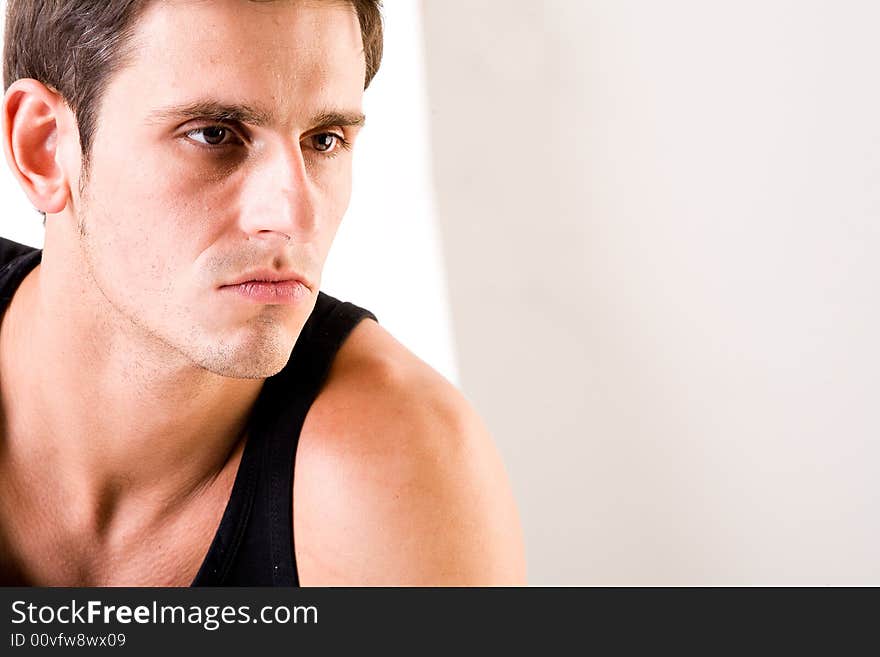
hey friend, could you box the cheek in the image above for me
[147,150,244,233]
[160,167,240,239]
[82,166,214,295]
[311,160,353,219]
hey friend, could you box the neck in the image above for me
[0,236,265,538]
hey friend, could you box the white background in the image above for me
[4,1,880,584]
[420,0,880,584]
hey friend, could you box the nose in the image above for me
[238,140,318,242]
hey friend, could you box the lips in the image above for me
[222,268,311,290]
[220,279,311,304]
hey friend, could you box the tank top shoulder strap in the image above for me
[193,291,379,585]
[0,237,41,308]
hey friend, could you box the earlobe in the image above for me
[2,79,73,215]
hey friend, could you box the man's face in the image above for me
[72,0,366,379]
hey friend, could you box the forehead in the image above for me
[113,0,365,122]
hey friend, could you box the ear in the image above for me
[2,78,75,215]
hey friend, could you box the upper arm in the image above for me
[293,319,527,586]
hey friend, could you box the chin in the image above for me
[200,353,290,380]
[191,330,296,379]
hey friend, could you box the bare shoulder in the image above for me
[293,317,527,586]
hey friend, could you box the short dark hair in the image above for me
[3,0,383,164]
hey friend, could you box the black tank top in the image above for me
[0,237,378,586]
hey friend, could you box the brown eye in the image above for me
[187,126,234,146]
[311,133,338,152]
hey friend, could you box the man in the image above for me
[0,0,525,585]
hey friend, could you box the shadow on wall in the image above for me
[420,1,602,585]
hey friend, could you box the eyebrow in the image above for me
[146,101,366,130]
